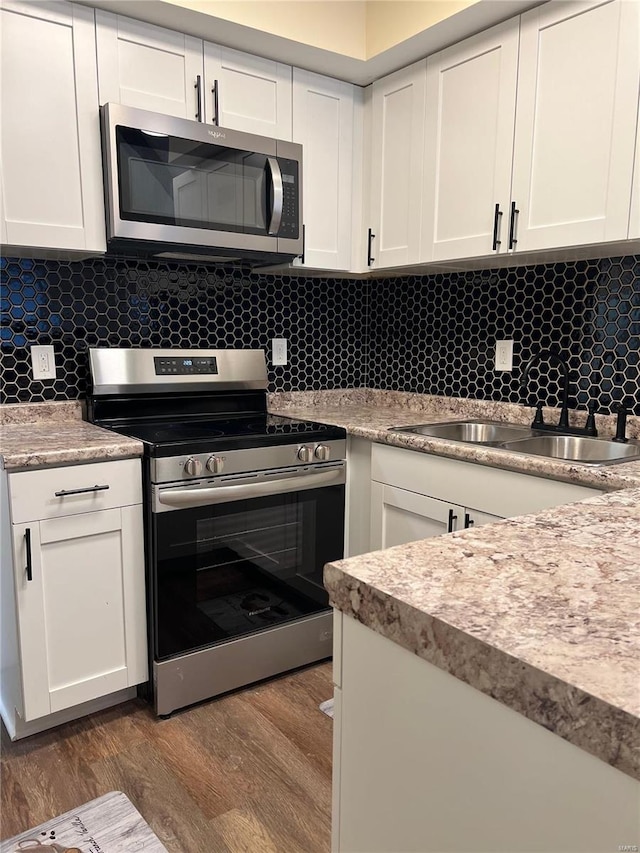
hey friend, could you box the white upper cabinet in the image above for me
[203,44,292,139]
[95,14,292,138]
[96,11,203,119]
[421,20,520,261]
[368,61,427,269]
[630,120,640,239]
[0,0,105,252]
[510,0,640,251]
[292,69,355,270]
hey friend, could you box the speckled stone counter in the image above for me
[268,389,640,491]
[269,391,640,780]
[325,489,640,781]
[0,402,143,470]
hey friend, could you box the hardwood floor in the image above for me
[0,662,334,852]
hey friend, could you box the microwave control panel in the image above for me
[277,158,299,240]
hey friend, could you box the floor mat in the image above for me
[319,697,334,718]
[0,791,167,853]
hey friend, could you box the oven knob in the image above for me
[183,457,203,477]
[297,445,313,463]
[206,455,224,474]
[314,444,330,461]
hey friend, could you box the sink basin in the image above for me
[390,420,640,465]
[391,420,538,444]
[500,435,640,464]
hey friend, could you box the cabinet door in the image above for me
[422,20,519,261]
[204,44,292,139]
[292,69,354,270]
[463,508,504,529]
[511,0,640,251]
[371,482,461,550]
[12,507,146,721]
[0,0,105,252]
[629,117,640,239]
[369,61,427,269]
[96,11,203,119]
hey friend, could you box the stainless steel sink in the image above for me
[500,435,640,464]
[391,420,538,444]
[389,419,640,465]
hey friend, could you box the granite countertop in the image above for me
[269,390,640,781]
[0,402,143,470]
[269,389,640,491]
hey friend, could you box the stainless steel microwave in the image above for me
[100,103,303,265]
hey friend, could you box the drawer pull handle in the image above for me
[25,527,33,582]
[447,508,458,533]
[464,513,474,529]
[54,484,110,497]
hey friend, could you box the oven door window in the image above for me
[153,485,344,660]
[116,125,270,235]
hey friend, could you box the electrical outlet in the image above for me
[31,345,56,380]
[272,338,288,366]
[495,340,514,372]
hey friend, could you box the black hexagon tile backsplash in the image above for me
[1,254,638,415]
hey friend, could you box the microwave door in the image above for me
[173,169,207,224]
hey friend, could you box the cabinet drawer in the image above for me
[8,459,142,523]
[371,444,601,519]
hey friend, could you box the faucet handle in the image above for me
[585,400,598,436]
[532,402,545,426]
[612,399,631,443]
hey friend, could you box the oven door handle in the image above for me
[157,468,344,509]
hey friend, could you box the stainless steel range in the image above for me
[87,348,346,716]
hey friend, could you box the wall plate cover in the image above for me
[272,338,288,366]
[31,345,56,380]
[495,340,514,371]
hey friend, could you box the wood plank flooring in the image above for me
[1,662,334,852]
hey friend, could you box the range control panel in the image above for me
[154,356,218,376]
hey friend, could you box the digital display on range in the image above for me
[154,356,218,375]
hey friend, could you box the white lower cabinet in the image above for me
[371,483,502,550]
[370,443,601,551]
[332,612,640,853]
[0,459,147,736]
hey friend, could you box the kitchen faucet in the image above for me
[520,348,598,437]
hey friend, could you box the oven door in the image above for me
[150,464,345,661]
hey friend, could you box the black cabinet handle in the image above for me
[492,203,503,251]
[464,513,474,529]
[508,201,519,249]
[25,528,32,582]
[367,228,375,267]
[211,79,219,126]
[447,508,458,533]
[54,484,110,497]
[195,75,203,122]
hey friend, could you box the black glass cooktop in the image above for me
[104,414,345,456]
